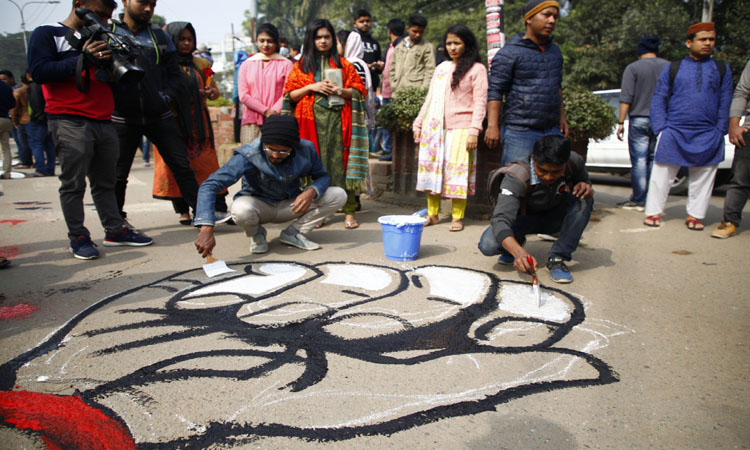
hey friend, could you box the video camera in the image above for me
[65,8,145,86]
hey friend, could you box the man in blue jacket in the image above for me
[485,0,568,165]
[193,115,347,257]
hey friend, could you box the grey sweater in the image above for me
[619,57,669,117]
[730,59,750,119]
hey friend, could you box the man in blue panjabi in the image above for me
[644,22,733,230]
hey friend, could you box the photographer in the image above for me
[109,0,200,228]
[27,0,153,260]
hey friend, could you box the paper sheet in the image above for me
[202,260,235,278]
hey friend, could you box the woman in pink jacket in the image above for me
[413,25,488,231]
[238,23,293,145]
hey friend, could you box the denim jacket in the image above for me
[193,138,331,226]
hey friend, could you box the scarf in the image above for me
[415,62,451,194]
[164,21,212,146]
[282,55,368,191]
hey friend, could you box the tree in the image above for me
[0,33,27,80]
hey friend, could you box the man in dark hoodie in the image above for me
[485,0,568,165]
[110,0,200,229]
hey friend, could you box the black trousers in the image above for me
[114,116,200,218]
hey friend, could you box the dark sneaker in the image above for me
[123,218,141,234]
[70,235,99,260]
[279,230,320,251]
[103,227,154,247]
[546,257,573,283]
[617,200,645,211]
[497,253,514,265]
[378,154,392,162]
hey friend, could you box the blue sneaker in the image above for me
[103,227,154,247]
[497,253,514,265]
[70,235,99,260]
[546,257,573,283]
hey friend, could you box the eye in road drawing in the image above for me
[0,262,627,447]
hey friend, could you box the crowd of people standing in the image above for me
[1,0,746,284]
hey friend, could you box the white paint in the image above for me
[59,345,88,375]
[36,376,49,382]
[321,264,393,291]
[413,267,489,306]
[498,284,571,322]
[185,264,307,298]
[619,228,652,233]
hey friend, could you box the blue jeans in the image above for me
[501,125,562,165]
[627,117,656,205]
[11,123,33,166]
[25,120,56,175]
[478,193,593,262]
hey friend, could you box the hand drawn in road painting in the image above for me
[0,262,627,447]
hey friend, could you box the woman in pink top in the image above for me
[238,23,293,145]
[413,25,488,231]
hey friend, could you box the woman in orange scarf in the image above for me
[283,19,368,229]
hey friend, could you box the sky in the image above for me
[0,0,253,44]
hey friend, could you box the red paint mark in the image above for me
[0,304,37,320]
[0,247,19,258]
[0,391,136,450]
[0,220,26,226]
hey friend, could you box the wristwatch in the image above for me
[337,87,343,96]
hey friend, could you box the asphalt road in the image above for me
[0,164,747,448]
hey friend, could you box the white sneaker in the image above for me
[250,226,268,254]
[215,211,232,225]
[279,231,320,251]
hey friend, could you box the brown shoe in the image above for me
[711,221,737,239]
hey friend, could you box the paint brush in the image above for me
[526,255,542,307]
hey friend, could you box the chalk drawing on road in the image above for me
[0,262,629,447]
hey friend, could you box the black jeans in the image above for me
[114,116,199,218]
[48,118,124,238]
[723,130,750,226]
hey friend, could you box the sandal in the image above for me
[685,217,704,231]
[178,214,192,226]
[449,219,464,232]
[315,218,326,229]
[644,215,661,227]
[424,215,440,227]
[344,215,359,229]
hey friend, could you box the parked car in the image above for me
[586,89,737,194]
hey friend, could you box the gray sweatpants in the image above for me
[231,187,347,238]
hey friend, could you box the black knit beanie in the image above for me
[636,36,660,56]
[260,115,300,148]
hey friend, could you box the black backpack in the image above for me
[667,58,728,101]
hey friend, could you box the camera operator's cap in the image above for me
[688,22,715,35]
[261,115,300,149]
[523,0,559,22]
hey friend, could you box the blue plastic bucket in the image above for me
[378,215,428,261]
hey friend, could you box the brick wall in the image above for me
[208,106,240,166]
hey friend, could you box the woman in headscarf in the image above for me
[153,22,229,225]
[283,19,368,229]
[237,23,293,145]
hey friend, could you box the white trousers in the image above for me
[645,162,718,219]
